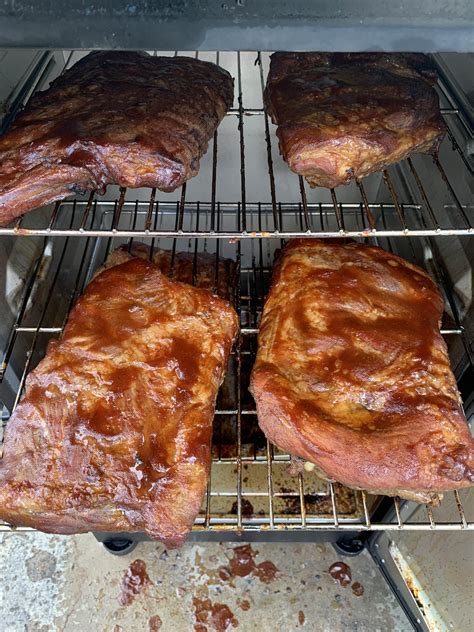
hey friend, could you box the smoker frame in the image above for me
[0,1,473,52]
[0,49,472,540]
[0,44,472,632]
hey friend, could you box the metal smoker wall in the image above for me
[0,1,473,51]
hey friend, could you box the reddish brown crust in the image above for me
[0,257,238,545]
[250,239,473,500]
[0,51,234,226]
[264,53,446,188]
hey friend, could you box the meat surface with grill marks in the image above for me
[250,239,473,502]
[265,53,445,188]
[0,257,238,545]
[0,51,233,226]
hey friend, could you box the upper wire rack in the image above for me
[0,50,472,238]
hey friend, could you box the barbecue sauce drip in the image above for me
[255,560,280,583]
[149,615,163,631]
[230,498,254,518]
[328,561,352,587]
[328,561,365,597]
[219,545,279,584]
[229,545,255,578]
[118,559,151,606]
[351,581,364,597]
[192,597,238,632]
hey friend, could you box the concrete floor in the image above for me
[0,533,411,632]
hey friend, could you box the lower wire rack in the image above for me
[0,228,472,535]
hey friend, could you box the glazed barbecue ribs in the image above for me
[250,239,473,503]
[0,256,238,545]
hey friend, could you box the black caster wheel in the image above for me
[102,538,138,556]
[332,538,365,557]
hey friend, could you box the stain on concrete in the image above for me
[148,614,162,631]
[25,623,50,632]
[0,533,71,630]
[26,550,57,582]
[118,559,152,606]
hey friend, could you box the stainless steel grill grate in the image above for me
[0,226,472,533]
[0,50,472,536]
[0,51,472,238]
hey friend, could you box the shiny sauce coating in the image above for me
[251,240,473,499]
[0,51,234,226]
[0,257,238,545]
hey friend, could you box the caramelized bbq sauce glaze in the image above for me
[0,257,238,544]
[0,51,234,225]
[250,240,474,500]
[264,53,445,188]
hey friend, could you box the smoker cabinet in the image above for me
[0,40,472,632]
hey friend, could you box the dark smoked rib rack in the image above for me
[0,50,473,534]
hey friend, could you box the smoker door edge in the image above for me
[0,0,473,51]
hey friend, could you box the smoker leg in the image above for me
[102,538,138,556]
[332,536,365,557]
[333,494,404,558]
